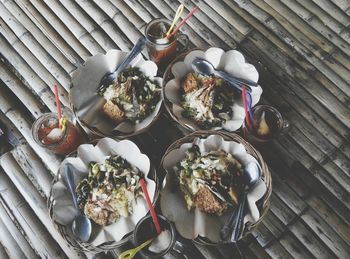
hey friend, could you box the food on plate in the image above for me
[75,155,144,226]
[175,145,243,215]
[180,72,236,129]
[98,67,161,124]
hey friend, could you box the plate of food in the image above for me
[70,50,163,137]
[159,132,270,244]
[49,138,158,250]
[163,47,263,131]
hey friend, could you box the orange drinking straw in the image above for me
[140,179,161,235]
[53,84,62,128]
[167,7,199,39]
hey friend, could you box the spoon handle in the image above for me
[213,70,254,92]
[114,37,146,76]
[216,70,258,87]
[64,164,79,210]
[230,190,248,242]
[220,204,240,241]
[119,238,152,259]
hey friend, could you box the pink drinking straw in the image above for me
[242,86,251,129]
[53,84,62,128]
[140,179,161,235]
[167,6,199,39]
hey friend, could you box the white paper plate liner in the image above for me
[164,47,263,131]
[70,50,163,135]
[160,135,266,242]
[52,138,156,246]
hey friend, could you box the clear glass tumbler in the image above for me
[242,105,290,143]
[145,18,189,69]
[32,109,84,155]
[133,214,176,258]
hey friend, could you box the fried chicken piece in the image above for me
[84,201,109,226]
[182,73,198,93]
[193,187,227,215]
[102,100,125,123]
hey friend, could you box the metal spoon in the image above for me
[220,162,261,242]
[63,163,92,242]
[191,58,258,92]
[98,37,146,92]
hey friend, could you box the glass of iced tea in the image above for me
[145,18,189,69]
[32,109,84,155]
[133,214,176,258]
[242,105,290,143]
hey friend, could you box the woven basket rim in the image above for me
[70,101,163,139]
[158,130,272,244]
[47,140,160,252]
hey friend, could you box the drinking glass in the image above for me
[145,18,189,69]
[32,108,83,155]
[242,105,290,143]
[133,214,176,258]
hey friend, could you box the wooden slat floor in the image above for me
[0,0,349,258]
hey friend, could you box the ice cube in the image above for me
[158,22,167,35]
[44,127,63,143]
[45,118,58,127]
[148,229,172,253]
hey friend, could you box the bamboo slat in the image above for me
[0,34,61,111]
[281,0,350,58]
[0,217,27,259]
[0,4,72,91]
[2,0,77,74]
[0,154,83,259]
[289,220,335,259]
[11,143,54,198]
[0,0,349,258]
[0,202,39,259]
[0,61,45,118]
[12,0,87,65]
[0,170,70,259]
[311,0,350,26]
[0,85,60,173]
[247,239,271,259]
[300,207,350,258]
[0,22,70,101]
[0,242,10,259]
[264,241,294,259]
[280,232,315,259]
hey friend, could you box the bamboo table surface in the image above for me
[0,0,349,258]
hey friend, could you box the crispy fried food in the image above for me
[84,201,110,226]
[102,100,125,123]
[193,187,227,215]
[182,73,198,93]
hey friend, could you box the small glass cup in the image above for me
[32,109,84,155]
[242,105,290,143]
[133,214,176,258]
[145,18,189,69]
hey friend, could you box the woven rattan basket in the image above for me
[47,142,160,253]
[48,174,133,253]
[159,130,272,244]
